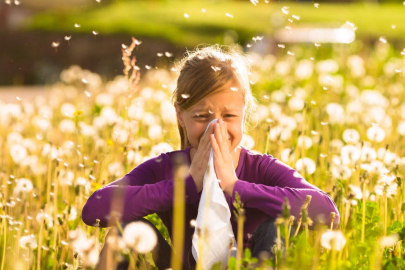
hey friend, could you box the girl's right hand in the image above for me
[189,123,215,193]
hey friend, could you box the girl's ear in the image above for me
[174,102,185,128]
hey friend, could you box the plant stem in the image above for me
[236,210,245,270]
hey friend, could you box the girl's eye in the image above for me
[196,114,234,119]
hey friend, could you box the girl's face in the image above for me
[175,81,246,153]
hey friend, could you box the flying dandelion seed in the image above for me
[320,153,328,158]
[5,0,11,5]
[211,66,221,72]
[287,51,294,56]
[208,109,213,114]
[52,42,60,48]
[278,44,285,49]
[181,94,190,99]
[85,91,91,98]
[145,65,151,70]
[184,13,189,18]
[314,3,319,8]
[96,0,100,2]
[288,19,293,23]
[392,25,396,29]
[225,13,233,18]
[281,6,289,14]
[74,24,81,28]
[202,9,206,12]
[157,53,163,57]
[265,0,269,3]
[16,96,21,101]
[310,57,314,60]
[323,87,328,90]
[321,122,328,125]
[379,37,387,43]
[165,52,173,57]
[285,26,292,30]
[251,0,258,5]
[82,78,88,84]
[230,87,238,91]
[292,15,300,20]
[395,69,401,73]
[315,43,321,48]
[92,31,98,36]
[122,44,127,49]
[134,39,142,45]
[247,44,252,48]
[14,0,20,5]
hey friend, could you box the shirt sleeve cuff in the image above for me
[231,179,249,205]
[185,174,199,204]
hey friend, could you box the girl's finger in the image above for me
[210,134,220,157]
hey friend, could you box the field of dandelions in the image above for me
[1,38,405,270]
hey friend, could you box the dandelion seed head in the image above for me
[321,230,346,251]
[123,221,158,253]
[380,234,399,247]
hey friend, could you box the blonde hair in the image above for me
[170,45,258,150]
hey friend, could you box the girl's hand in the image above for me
[210,118,238,196]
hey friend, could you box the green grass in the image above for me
[24,1,405,47]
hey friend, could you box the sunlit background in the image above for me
[1,0,405,269]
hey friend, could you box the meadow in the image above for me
[1,37,405,270]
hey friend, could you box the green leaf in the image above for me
[228,257,236,270]
[210,261,222,270]
[244,248,251,259]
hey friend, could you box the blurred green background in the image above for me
[1,0,405,85]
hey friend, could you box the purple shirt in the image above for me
[82,146,340,267]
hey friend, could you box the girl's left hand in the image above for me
[209,118,238,196]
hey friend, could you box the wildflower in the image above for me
[148,124,163,140]
[321,230,346,251]
[349,184,362,199]
[19,235,38,250]
[342,129,360,144]
[288,97,305,111]
[10,144,27,164]
[367,126,385,142]
[13,178,33,196]
[240,134,255,149]
[374,173,397,197]
[123,221,158,253]
[36,212,54,228]
[326,103,345,124]
[149,142,174,157]
[379,233,399,247]
[295,158,316,175]
[59,119,75,133]
[297,135,313,149]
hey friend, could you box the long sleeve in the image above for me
[232,157,340,230]
[82,154,199,227]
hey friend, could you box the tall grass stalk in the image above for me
[170,160,187,270]
[235,208,245,270]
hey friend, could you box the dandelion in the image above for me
[366,126,385,142]
[321,230,346,251]
[342,129,360,144]
[19,235,38,250]
[295,158,316,175]
[148,124,163,140]
[13,178,33,195]
[10,144,27,164]
[297,135,313,149]
[379,233,399,247]
[349,184,363,199]
[123,221,158,253]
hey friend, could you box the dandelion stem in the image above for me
[37,218,44,270]
[1,215,6,270]
[236,209,245,270]
[384,194,387,236]
[361,179,366,242]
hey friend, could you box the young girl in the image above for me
[82,45,340,269]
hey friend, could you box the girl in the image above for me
[82,45,340,269]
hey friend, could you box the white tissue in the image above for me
[191,119,237,270]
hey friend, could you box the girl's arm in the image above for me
[231,157,340,230]
[81,154,200,227]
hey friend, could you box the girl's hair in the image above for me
[170,44,258,150]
